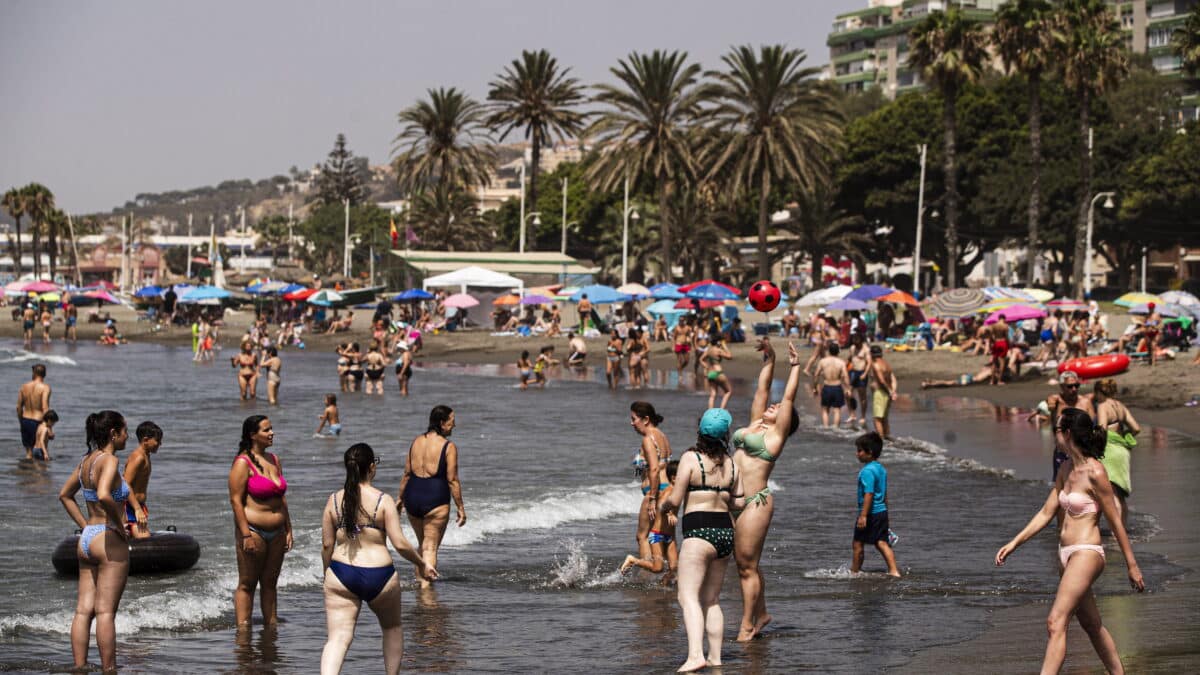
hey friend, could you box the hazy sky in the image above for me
[1,0,861,214]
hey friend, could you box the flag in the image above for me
[389,218,399,249]
[406,223,420,245]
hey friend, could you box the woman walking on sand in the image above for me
[731,337,802,641]
[996,408,1144,674]
[398,406,466,587]
[320,443,436,675]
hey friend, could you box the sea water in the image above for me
[0,343,1189,673]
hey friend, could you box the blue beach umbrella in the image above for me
[180,285,233,303]
[845,284,892,302]
[684,283,740,301]
[279,283,307,295]
[133,286,164,298]
[825,298,870,312]
[569,284,630,304]
[393,288,435,302]
[649,282,684,300]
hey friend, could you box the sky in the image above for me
[0,0,862,214]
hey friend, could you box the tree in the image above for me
[1056,0,1128,298]
[314,133,367,206]
[45,208,68,280]
[392,88,497,196]
[704,44,844,282]
[23,183,55,279]
[407,188,493,252]
[486,49,586,209]
[1175,3,1200,76]
[781,180,869,292]
[994,0,1056,285]
[295,203,390,275]
[586,50,708,282]
[256,215,292,265]
[2,186,28,276]
[594,199,661,285]
[909,8,989,288]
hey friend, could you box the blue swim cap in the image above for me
[698,408,732,439]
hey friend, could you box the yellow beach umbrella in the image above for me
[1114,292,1162,308]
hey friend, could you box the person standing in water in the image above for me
[812,343,850,428]
[228,415,292,628]
[320,443,436,675]
[394,343,413,397]
[845,333,871,427]
[621,460,680,582]
[996,408,1144,674]
[57,411,142,673]
[630,401,671,566]
[1045,370,1096,481]
[659,408,745,673]
[1093,378,1140,528]
[731,337,802,641]
[17,363,52,460]
[700,337,734,409]
[231,341,259,400]
[868,345,898,440]
[121,421,161,537]
[33,409,58,462]
[398,406,466,588]
[850,432,900,577]
[259,346,282,405]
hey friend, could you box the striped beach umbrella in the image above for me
[1114,292,1162,308]
[928,288,987,318]
[1046,297,1088,311]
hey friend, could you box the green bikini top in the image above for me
[733,428,777,463]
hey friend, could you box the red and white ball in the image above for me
[748,280,781,313]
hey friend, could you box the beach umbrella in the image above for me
[38,292,62,302]
[1113,292,1162,308]
[1046,297,1088,311]
[307,289,345,307]
[284,287,317,301]
[646,299,687,315]
[443,293,479,309]
[981,286,1038,302]
[83,290,120,305]
[876,290,920,306]
[20,280,59,293]
[793,284,852,307]
[279,283,307,295]
[1025,288,1054,302]
[928,288,987,318]
[493,294,521,306]
[984,304,1046,324]
[678,279,740,295]
[569,284,629,304]
[684,282,741,301]
[393,288,434,302]
[1160,290,1199,307]
[825,298,870,312]
[617,282,652,299]
[675,298,724,310]
[252,281,290,295]
[181,285,233,302]
[649,282,684,300]
[1128,302,1187,318]
[845,284,892,302]
[133,286,164,298]
[520,294,554,305]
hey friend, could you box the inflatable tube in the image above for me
[52,527,201,576]
[1057,353,1130,379]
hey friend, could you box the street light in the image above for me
[621,206,640,286]
[521,211,542,254]
[1084,191,1115,298]
[561,221,578,256]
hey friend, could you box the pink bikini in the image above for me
[239,453,287,501]
[1057,490,1105,568]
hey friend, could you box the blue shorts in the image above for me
[19,417,39,449]
[821,385,846,409]
[848,369,866,388]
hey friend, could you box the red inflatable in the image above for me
[1057,354,1130,379]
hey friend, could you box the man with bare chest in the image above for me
[1045,370,1096,480]
[16,363,52,460]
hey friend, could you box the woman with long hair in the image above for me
[630,401,671,566]
[659,408,745,673]
[259,345,282,405]
[58,411,142,672]
[231,340,259,400]
[321,443,436,675]
[1093,378,1141,528]
[731,337,802,641]
[996,407,1145,674]
[228,415,292,627]
[398,405,466,587]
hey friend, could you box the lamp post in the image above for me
[621,175,640,286]
[1084,191,1115,298]
[913,143,927,296]
[518,161,530,253]
[343,199,350,278]
[522,212,542,253]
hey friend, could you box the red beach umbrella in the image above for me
[678,279,741,296]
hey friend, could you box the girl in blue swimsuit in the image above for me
[321,443,436,675]
[57,411,139,674]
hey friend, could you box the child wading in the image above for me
[851,432,900,577]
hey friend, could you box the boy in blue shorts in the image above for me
[851,432,900,577]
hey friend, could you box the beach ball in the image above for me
[749,280,781,312]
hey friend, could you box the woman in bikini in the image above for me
[700,338,734,409]
[728,338,802,641]
[398,406,466,588]
[228,415,293,628]
[630,401,672,565]
[659,408,744,673]
[605,334,624,389]
[996,407,1144,674]
[57,411,142,673]
[231,341,259,400]
[517,350,533,390]
[363,343,388,395]
[259,346,282,405]
[321,443,436,675]
[626,331,645,389]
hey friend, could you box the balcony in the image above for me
[833,48,877,66]
[834,71,879,86]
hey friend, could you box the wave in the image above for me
[0,349,77,366]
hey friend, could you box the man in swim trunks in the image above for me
[63,298,78,342]
[988,314,1009,385]
[577,294,592,334]
[868,345,898,440]
[22,303,36,346]
[1044,370,1096,480]
[845,334,871,427]
[123,421,162,537]
[673,318,692,374]
[813,343,850,428]
[16,363,51,460]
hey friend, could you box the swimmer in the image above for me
[33,409,58,462]
[398,406,466,588]
[630,401,672,565]
[122,421,162,538]
[621,459,680,581]
[517,350,533,390]
[363,344,388,395]
[812,343,850,428]
[845,333,871,427]
[17,363,52,460]
[996,408,1144,673]
[229,415,293,628]
[260,346,282,405]
[534,345,559,388]
[394,343,413,397]
[320,443,436,675]
[316,394,342,438]
[700,337,734,409]
[231,341,259,400]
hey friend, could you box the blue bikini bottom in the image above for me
[329,561,396,602]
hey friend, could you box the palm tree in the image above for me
[778,181,870,292]
[994,0,1055,286]
[392,88,497,196]
[23,183,55,279]
[909,8,989,289]
[408,187,493,252]
[586,50,708,282]
[595,200,661,284]
[1173,3,1200,76]
[45,208,68,280]
[704,45,844,282]
[671,185,732,282]
[1056,0,1128,298]
[2,186,28,277]
[486,49,586,208]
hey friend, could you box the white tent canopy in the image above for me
[421,265,524,295]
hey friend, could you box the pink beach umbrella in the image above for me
[20,280,59,293]
[83,290,120,305]
[984,304,1046,324]
[442,293,479,309]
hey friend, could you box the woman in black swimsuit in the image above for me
[397,406,466,587]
